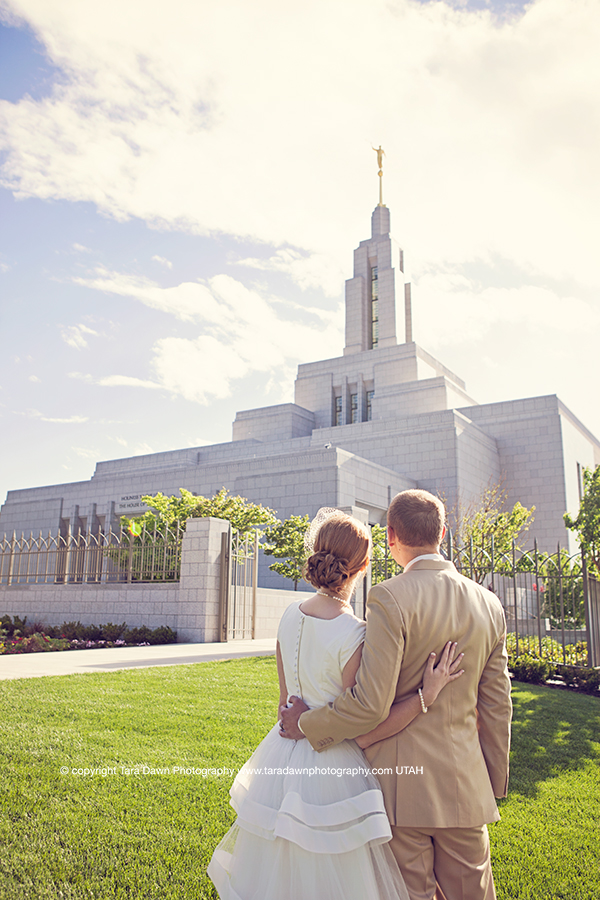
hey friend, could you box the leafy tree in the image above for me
[564,464,600,578]
[370,523,402,585]
[122,487,279,537]
[449,483,535,583]
[261,515,310,590]
[115,488,279,581]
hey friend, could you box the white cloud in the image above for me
[74,269,344,403]
[60,323,99,349]
[68,371,163,390]
[72,242,92,252]
[72,445,100,459]
[1,0,598,291]
[18,408,89,423]
[410,269,600,418]
[236,249,344,298]
[73,268,223,323]
[413,272,600,350]
[28,374,41,382]
[43,414,89,424]
[414,273,600,348]
[152,254,173,269]
[132,442,154,456]
[96,375,163,390]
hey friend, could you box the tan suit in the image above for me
[300,559,512,900]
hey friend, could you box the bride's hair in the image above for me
[304,513,370,594]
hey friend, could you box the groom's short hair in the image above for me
[388,490,445,547]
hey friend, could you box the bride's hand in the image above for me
[421,641,464,708]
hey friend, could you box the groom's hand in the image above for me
[279,696,308,740]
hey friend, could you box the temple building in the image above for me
[2,185,598,585]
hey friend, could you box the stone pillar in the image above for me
[341,375,349,425]
[404,282,413,343]
[357,372,365,423]
[177,517,230,643]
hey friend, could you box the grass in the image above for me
[0,661,598,900]
[491,681,600,900]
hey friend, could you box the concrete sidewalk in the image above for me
[0,639,277,680]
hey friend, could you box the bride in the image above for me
[208,509,464,900]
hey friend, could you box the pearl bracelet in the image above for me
[418,687,428,714]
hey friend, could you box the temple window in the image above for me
[370,266,379,349]
[334,395,343,426]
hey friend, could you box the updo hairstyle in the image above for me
[304,513,370,595]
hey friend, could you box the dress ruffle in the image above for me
[208,725,410,900]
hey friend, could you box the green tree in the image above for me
[450,484,535,583]
[564,464,600,578]
[261,514,310,590]
[123,487,279,537]
[370,523,402,585]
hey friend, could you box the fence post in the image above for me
[126,527,134,584]
[251,530,259,640]
[512,539,519,658]
[581,552,596,668]
[490,534,495,594]
[534,539,543,657]
[7,532,16,586]
[557,543,566,665]
[384,534,389,580]
[64,522,73,584]
[447,527,453,563]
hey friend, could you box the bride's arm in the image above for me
[276,641,289,719]
[341,641,464,750]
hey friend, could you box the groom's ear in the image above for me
[387,525,397,547]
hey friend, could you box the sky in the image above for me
[1,0,599,518]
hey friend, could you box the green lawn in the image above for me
[0,659,598,900]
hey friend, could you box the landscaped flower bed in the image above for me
[506,632,599,694]
[0,615,177,654]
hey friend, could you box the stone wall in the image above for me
[0,518,309,644]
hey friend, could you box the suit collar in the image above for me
[404,558,456,572]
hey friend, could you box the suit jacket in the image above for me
[299,559,512,828]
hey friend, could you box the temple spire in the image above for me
[373,145,386,207]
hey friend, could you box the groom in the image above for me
[281,489,512,900]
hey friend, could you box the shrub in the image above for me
[51,621,88,641]
[26,633,54,653]
[557,665,600,694]
[100,622,128,642]
[123,625,153,644]
[0,614,28,638]
[1,633,70,654]
[0,616,177,654]
[506,633,587,666]
[510,654,555,684]
[149,625,177,644]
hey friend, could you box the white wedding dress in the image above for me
[207,599,409,900]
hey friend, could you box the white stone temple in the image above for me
[2,192,599,584]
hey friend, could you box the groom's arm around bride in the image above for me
[281,489,512,900]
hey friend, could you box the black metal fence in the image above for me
[446,533,595,666]
[0,526,182,585]
[371,530,599,669]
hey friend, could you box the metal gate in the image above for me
[218,528,259,641]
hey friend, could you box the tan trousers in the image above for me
[389,825,497,900]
